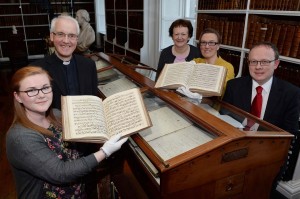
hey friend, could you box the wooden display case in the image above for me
[94,52,293,199]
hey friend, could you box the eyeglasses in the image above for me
[200,42,219,46]
[52,32,78,40]
[18,86,52,97]
[248,60,276,66]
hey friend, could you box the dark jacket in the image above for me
[223,75,300,135]
[31,53,98,109]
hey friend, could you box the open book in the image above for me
[155,62,227,96]
[98,77,137,97]
[61,88,152,143]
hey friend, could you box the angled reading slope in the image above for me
[155,62,227,96]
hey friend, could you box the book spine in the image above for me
[289,26,300,58]
[276,25,288,54]
[246,15,256,49]
[264,22,272,43]
[270,24,282,47]
[281,25,296,57]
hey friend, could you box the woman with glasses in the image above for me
[194,28,235,93]
[6,66,127,199]
[156,19,201,81]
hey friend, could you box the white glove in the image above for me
[101,134,128,157]
[176,86,202,104]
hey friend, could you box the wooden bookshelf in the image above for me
[196,0,300,87]
[0,0,95,62]
[104,0,144,62]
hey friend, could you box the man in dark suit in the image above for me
[223,42,300,199]
[223,42,300,135]
[32,15,98,110]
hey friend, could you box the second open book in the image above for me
[155,61,227,96]
[61,88,152,143]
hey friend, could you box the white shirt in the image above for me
[251,77,273,119]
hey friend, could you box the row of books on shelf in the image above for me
[0,39,45,57]
[129,31,143,52]
[106,0,143,10]
[106,29,143,53]
[275,64,300,87]
[116,11,128,27]
[198,0,247,10]
[0,26,49,41]
[27,40,47,55]
[23,15,49,26]
[219,49,241,75]
[246,16,300,58]
[116,28,127,46]
[196,14,245,47]
[106,26,115,42]
[128,12,143,30]
[197,0,300,11]
[106,11,115,25]
[249,0,300,10]
[0,5,23,15]
[0,28,23,41]
[0,16,23,27]
[25,26,49,39]
[107,11,143,31]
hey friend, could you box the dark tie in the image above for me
[245,86,263,130]
[251,86,263,118]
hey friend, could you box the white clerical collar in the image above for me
[63,60,70,65]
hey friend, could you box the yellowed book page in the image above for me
[188,64,226,93]
[103,88,151,137]
[139,106,192,142]
[98,77,137,97]
[155,62,193,88]
[139,106,214,160]
[148,125,214,160]
[62,95,108,140]
[148,125,214,161]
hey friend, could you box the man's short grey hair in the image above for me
[50,15,80,35]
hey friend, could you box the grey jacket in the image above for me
[6,123,98,199]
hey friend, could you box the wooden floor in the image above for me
[0,67,16,199]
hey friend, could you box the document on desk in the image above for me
[139,106,214,160]
[98,77,137,97]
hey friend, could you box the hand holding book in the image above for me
[101,134,128,157]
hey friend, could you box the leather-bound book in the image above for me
[282,25,296,57]
[270,23,282,47]
[276,25,288,54]
[290,26,300,58]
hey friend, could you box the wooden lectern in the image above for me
[94,53,293,199]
